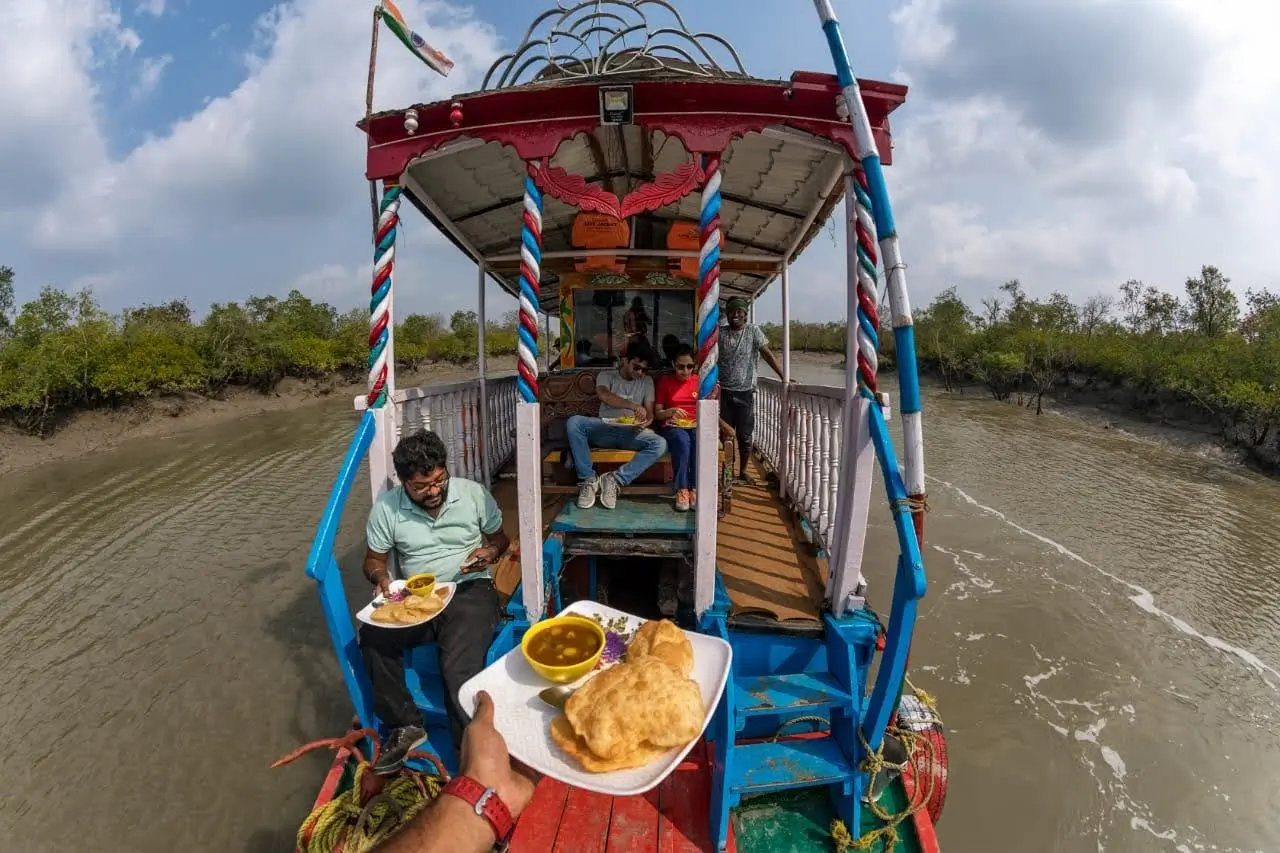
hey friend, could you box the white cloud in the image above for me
[132,53,172,99]
[136,0,164,16]
[0,0,502,316]
[883,0,1280,312]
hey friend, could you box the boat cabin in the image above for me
[302,2,939,851]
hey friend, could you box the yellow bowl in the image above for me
[521,616,606,684]
[405,573,436,597]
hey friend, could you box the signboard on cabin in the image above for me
[572,212,629,273]
[666,219,700,280]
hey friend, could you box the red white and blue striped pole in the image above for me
[696,154,722,400]
[368,183,402,409]
[516,163,544,403]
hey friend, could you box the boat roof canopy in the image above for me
[359,0,907,312]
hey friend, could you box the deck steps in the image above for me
[733,672,851,727]
[727,738,856,797]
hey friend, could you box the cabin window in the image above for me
[571,289,695,366]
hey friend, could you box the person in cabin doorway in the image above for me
[718,295,786,483]
[359,429,511,775]
[623,295,651,344]
[655,343,735,512]
[567,340,667,510]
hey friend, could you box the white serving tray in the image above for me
[355,580,456,629]
[458,600,732,796]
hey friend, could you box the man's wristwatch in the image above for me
[441,775,515,849]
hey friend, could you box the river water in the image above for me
[1,364,1277,852]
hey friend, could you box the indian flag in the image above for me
[380,0,454,77]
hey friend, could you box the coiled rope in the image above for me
[272,728,447,853]
[830,679,941,852]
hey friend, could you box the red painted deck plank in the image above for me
[510,777,571,850]
[512,741,731,853]
[604,787,662,853]
[553,786,615,853]
[657,744,715,853]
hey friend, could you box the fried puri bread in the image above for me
[563,658,704,760]
[549,716,671,772]
[626,618,694,677]
[370,594,441,625]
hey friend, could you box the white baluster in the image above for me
[816,399,831,539]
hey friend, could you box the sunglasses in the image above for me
[406,473,450,495]
[674,362,696,372]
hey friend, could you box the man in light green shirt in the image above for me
[360,430,511,773]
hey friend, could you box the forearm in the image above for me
[761,348,784,379]
[484,530,511,557]
[379,794,495,853]
[596,389,636,411]
[363,552,390,585]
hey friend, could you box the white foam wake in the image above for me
[928,475,1280,690]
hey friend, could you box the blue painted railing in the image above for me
[304,408,379,731]
[812,0,930,810]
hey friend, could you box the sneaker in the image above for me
[373,725,427,775]
[657,565,678,617]
[674,489,691,512]
[599,473,621,509]
[577,478,599,509]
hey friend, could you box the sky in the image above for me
[2,0,1279,325]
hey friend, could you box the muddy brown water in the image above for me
[1,364,1278,851]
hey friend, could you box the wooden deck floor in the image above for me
[508,741,730,852]
[716,459,827,626]
[490,459,826,625]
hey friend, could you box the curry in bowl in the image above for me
[405,573,436,596]
[522,616,606,683]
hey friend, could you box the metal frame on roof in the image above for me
[482,0,747,90]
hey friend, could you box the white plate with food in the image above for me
[356,579,456,629]
[457,601,732,796]
[600,416,647,427]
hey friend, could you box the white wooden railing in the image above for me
[755,377,847,549]
[396,376,520,484]
[357,375,519,485]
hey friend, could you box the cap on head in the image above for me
[726,296,750,314]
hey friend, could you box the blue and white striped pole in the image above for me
[812,0,927,761]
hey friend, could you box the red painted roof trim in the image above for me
[361,72,907,181]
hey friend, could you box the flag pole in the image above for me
[365,6,382,119]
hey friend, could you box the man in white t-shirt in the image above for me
[565,341,668,510]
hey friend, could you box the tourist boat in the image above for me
[295,2,943,850]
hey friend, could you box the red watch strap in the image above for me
[442,775,515,842]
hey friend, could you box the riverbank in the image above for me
[0,362,499,477]
[0,352,846,477]
[923,369,1280,477]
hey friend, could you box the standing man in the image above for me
[718,296,786,482]
[359,429,511,774]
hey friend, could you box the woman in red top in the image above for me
[655,344,733,511]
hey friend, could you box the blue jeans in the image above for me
[659,426,697,491]
[565,416,667,486]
